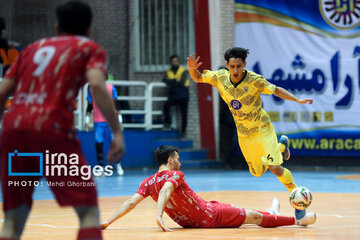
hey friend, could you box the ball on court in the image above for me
[289,186,312,210]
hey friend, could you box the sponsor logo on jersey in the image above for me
[230,99,242,110]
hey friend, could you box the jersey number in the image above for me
[32,46,56,76]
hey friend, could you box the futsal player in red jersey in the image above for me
[0,1,125,240]
[101,145,316,232]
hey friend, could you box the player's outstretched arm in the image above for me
[101,193,144,230]
[156,182,175,232]
[0,77,15,119]
[274,86,313,105]
[187,53,203,83]
[86,69,126,163]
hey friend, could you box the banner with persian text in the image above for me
[235,0,360,156]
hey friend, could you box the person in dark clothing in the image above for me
[0,18,8,51]
[0,17,9,76]
[163,55,189,138]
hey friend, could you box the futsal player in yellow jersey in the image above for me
[187,47,313,219]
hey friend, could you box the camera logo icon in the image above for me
[8,150,43,176]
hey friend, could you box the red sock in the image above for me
[77,227,102,240]
[259,213,296,227]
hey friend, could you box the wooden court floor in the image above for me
[1,191,359,240]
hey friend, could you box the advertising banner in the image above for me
[235,0,360,156]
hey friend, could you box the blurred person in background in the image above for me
[163,55,190,138]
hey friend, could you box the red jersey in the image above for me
[137,170,222,228]
[3,35,107,133]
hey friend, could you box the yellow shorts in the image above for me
[237,123,283,177]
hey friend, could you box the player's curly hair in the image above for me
[224,47,249,62]
[57,1,92,36]
[156,145,179,166]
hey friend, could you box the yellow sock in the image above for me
[277,168,297,192]
[279,143,286,153]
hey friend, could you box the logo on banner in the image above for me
[8,151,44,176]
[230,100,242,110]
[319,0,360,30]
[8,150,113,180]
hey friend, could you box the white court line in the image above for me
[13,222,360,240]
[29,214,76,218]
[26,223,78,229]
[16,223,317,240]
[314,225,360,229]
[103,232,317,240]
[317,214,360,218]
[1,213,358,240]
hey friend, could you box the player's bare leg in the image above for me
[243,210,263,225]
[0,204,30,239]
[231,198,279,217]
[74,207,102,240]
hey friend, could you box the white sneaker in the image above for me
[267,198,280,216]
[296,212,316,226]
[117,163,124,176]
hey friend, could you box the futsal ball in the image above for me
[289,186,312,210]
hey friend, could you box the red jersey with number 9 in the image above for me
[3,35,107,133]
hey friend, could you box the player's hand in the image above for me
[84,123,90,131]
[107,131,126,164]
[297,98,313,105]
[187,53,202,71]
[101,222,109,230]
[156,216,173,232]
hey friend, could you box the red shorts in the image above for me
[0,130,98,211]
[209,201,246,228]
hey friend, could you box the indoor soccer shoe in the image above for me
[295,208,306,220]
[279,135,290,160]
[296,212,316,226]
[117,163,124,176]
[267,198,280,216]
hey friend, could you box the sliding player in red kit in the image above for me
[0,1,125,240]
[101,145,315,232]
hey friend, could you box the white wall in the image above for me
[209,0,235,159]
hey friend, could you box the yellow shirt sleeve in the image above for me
[200,70,219,86]
[254,76,276,95]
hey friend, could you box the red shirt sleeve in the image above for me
[165,171,185,190]
[84,42,107,74]
[136,178,150,198]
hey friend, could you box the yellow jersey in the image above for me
[200,69,276,136]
